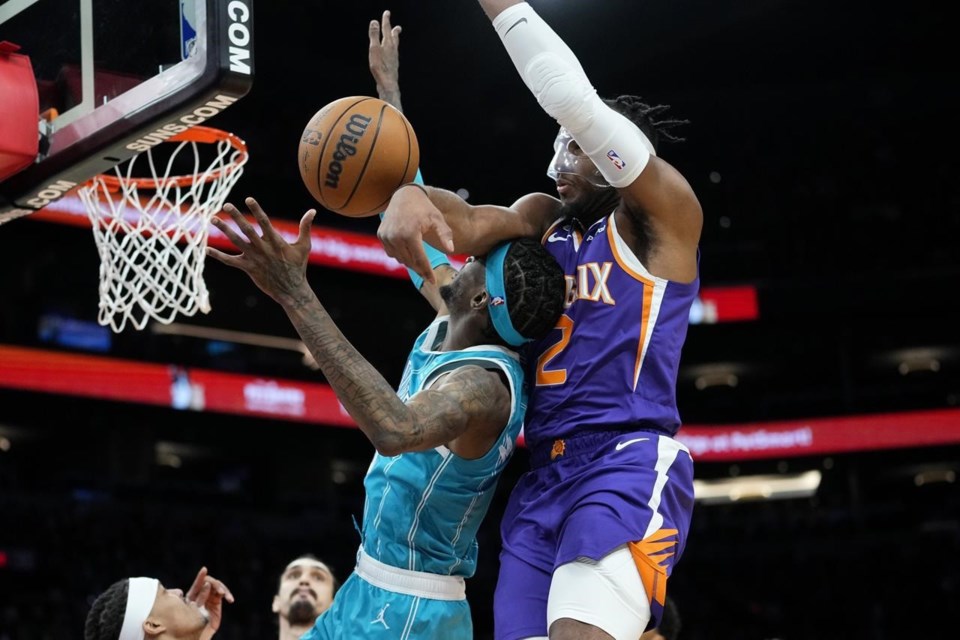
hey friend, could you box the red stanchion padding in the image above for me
[0,41,39,183]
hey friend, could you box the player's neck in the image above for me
[560,189,619,227]
[279,619,313,640]
[441,316,479,352]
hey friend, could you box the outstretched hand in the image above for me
[377,186,455,285]
[186,567,235,640]
[207,197,316,307]
[369,10,402,98]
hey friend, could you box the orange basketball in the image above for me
[297,96,420,217]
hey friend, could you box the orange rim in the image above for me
[91,126,248,191]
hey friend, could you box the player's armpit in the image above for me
[397,366,511,458]
[616,156,703,282]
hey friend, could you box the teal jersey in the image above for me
[360,317,526,578]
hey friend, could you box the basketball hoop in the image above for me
[78,126,248,332]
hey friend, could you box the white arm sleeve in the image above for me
[491,2,655,188]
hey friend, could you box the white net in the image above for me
[78,129,248,332]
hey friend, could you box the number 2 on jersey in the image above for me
[536,315,574,386]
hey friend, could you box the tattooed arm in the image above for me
[208,198,510,458]
[282,292,510,457]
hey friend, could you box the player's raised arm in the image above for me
[368,10,457,311]
[480,0,702,281]
[369,10,404,113]
[207,198,508,457]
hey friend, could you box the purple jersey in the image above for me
[522,213,699,451]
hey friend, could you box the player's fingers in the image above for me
[206,247,244,268]
[368,19,380,47]
[381,10,392,38]
[206,577,234,603]
[196,581,212,605]
[222,204,263,248]
[428,213,455,254]
[211,215,251,250]
[245,197,283,247]
[410,242,435,285]
[187,567,208,600]
[296,210,316,249]
[378,229,403,259]
[392,25,402,40]
[219,584,235,604]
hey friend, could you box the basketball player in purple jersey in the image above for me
[379,2,703,638]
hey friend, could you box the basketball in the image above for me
[297,96,420,217]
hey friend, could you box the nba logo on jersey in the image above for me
[606,149,626,171]
[491,296,506,306]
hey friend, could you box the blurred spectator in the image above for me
[273,555,338,640]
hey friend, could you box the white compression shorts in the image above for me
[535,545,652,640]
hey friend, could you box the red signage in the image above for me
[31,193,758,322]
[0,345,354,427]
[29,192,465,278]
[3,345,960,460]
[676,411,960,460]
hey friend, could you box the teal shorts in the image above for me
[302,572,473,640]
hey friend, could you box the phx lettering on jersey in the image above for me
[325,114,372,188]
[563,262,616,308]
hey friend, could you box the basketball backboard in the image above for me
[0,0,254,224]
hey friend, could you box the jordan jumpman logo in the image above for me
[371,603,390,629]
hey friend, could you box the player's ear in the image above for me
[143,617,166,637]
[471,289,488,311]
[272,594,281,614]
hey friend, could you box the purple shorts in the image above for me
[495,429,695,640]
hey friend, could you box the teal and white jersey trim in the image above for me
[361,317,526,578]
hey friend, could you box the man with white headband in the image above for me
[85,567,234,640]
[378,2,703,639]
[207,188,564,640]
[273,555,338,640]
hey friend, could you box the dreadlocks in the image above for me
[84,579,128,640]
[603,95,689,152]
[495,237,565,343]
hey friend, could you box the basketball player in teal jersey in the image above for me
[379,2,703,639]
[208,193,562,638]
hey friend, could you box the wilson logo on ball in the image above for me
[298,96,420,218]
[324,114,373,189]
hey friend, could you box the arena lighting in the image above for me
[687,363,743,390]
[155,441,211,469]
[694,372,738,390]
[879,347,952,376]
[914,468,957,486]
[151,322,318,369]
[692,470,822,505]
[898,357,941,376]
